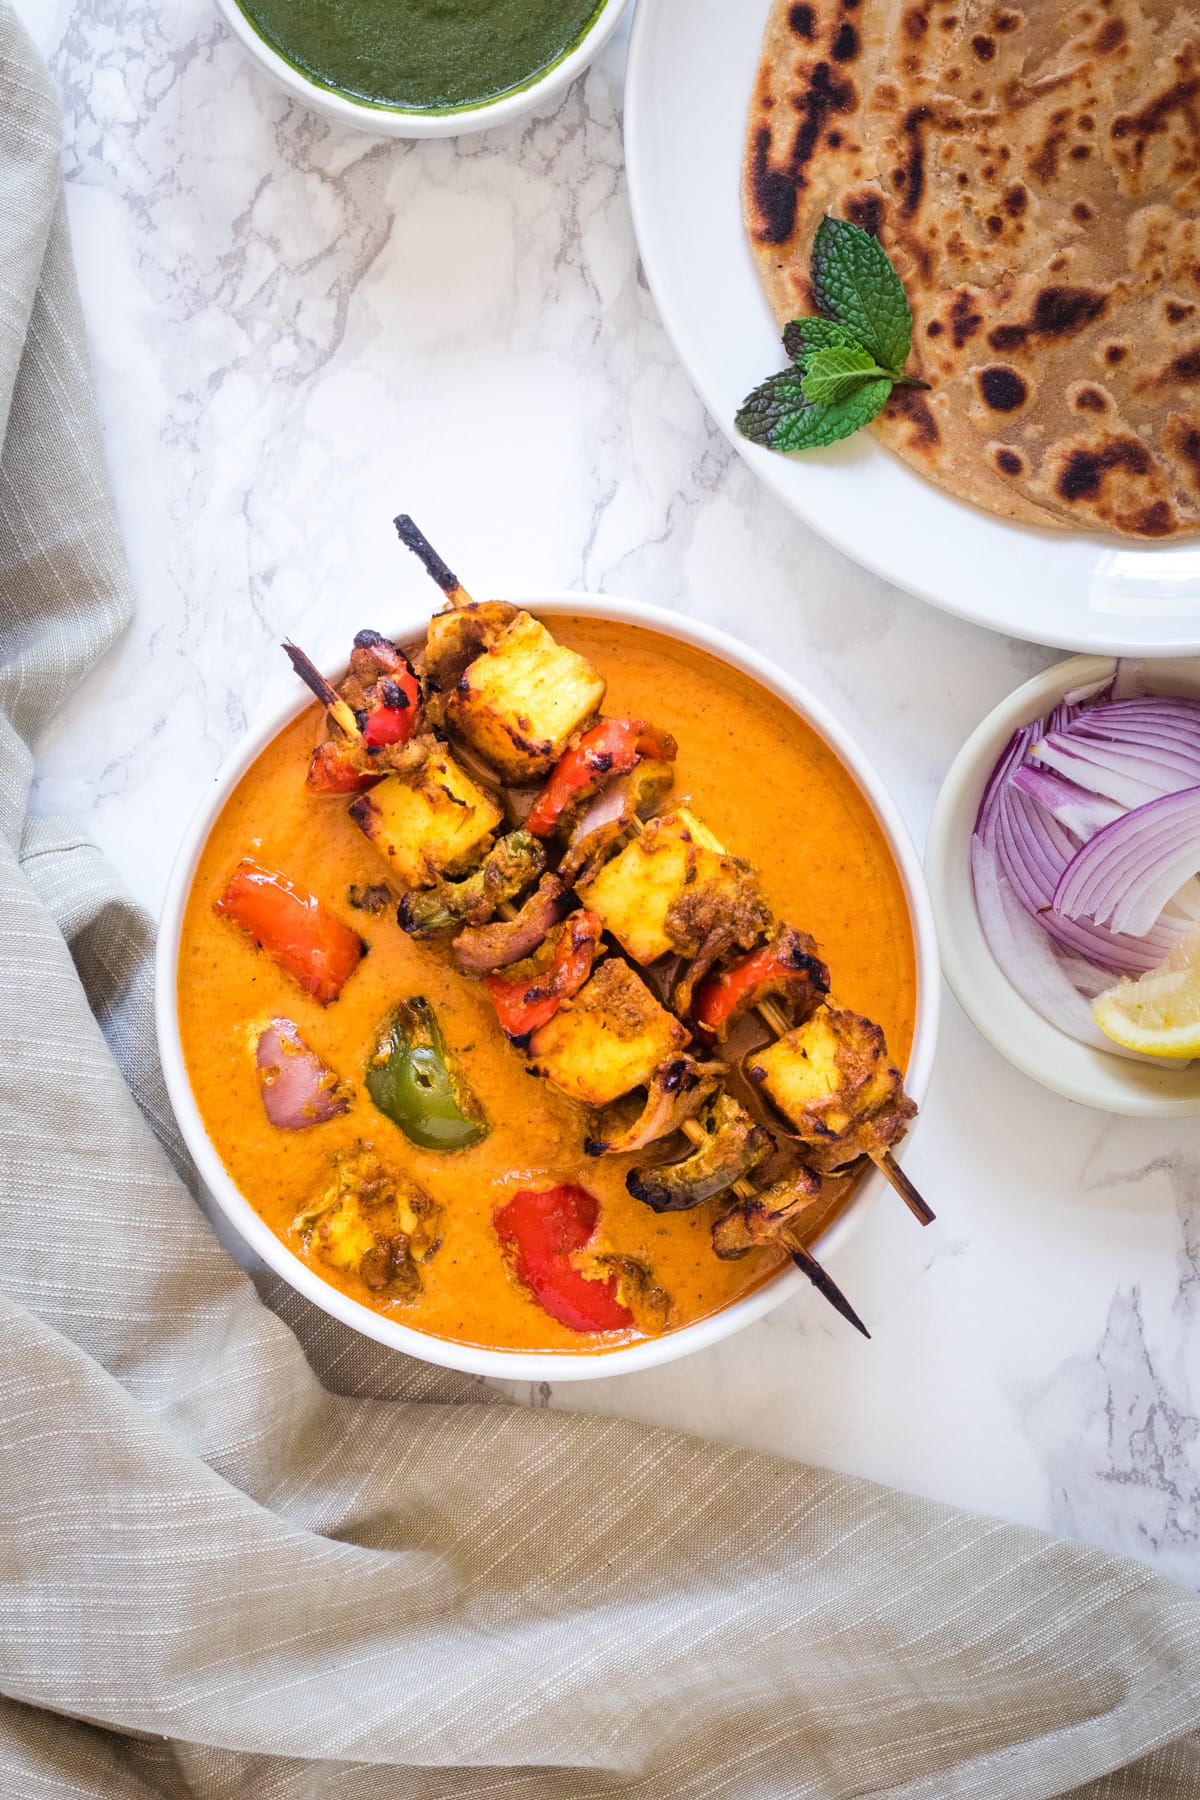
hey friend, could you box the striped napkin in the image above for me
[2,8,1199,1795]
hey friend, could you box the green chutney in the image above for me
[235,0,607,113]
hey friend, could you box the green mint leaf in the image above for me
[734,368,810,446]
[810,216,913,374]
[782,316,863,363]
[800,345,890,406]
[772,377,892,450]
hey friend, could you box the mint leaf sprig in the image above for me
[737,217,930,454]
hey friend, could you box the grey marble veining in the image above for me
[17,0,1200,1585]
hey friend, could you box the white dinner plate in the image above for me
[623,0,1200,655]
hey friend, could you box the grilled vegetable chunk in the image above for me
[348,752,503,892]
[448,610,606,782]
[526,957,689,1107]
[626,1092,770,1212]
[291,1146,441,1297]
[577,809,768,970]
[746,1005,916,1172]
[398,830,546,939]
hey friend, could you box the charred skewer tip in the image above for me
[678,1119,869,1339]
[784,1243,871,1339]
[282,641,359,740]
[394,514,472,605]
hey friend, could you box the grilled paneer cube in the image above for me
[291,1146,442,1297]
[577,809,767,968]
[348,751,503,891]
[526,958,689,1107]
[448,610,606,782]
[746,1005,915,1169]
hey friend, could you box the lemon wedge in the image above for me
[1092,927,1200,1058]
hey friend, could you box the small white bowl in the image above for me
[156,594,939,1380]
[926,654,1200,1118]
[213,0,631,137]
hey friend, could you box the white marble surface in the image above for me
[18,0,1200,1588]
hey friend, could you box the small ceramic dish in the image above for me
[157,594,939,1381]
[926,654,1200,1117]
[213,0,631,137]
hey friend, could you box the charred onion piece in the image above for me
[627,1092,770,1212]
[693,928,830,1040]
[585,1053,726,1157]
[399,831,546,939]
[452,872,569,974]
[558,761,676,887]
[711,1167,823,1260]
[486,910,602,1041]
[255,1019,350,1130]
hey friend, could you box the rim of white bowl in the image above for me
[925,653,1200,1117]
[156,593,939,1379]
[211,0,632,137]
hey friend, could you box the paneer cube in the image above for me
[577,809,758,965]
[448,611,606,781]
[348,751,503,891]
[526,958,689,1107]
[291,1147,442,1296]
[746,1006,899,1142]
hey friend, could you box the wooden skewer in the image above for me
[754,996,934,1227]
[282,641,360,741]
[394,514,475,607]
[622,822,932,1227]
[679,1119,870,1339]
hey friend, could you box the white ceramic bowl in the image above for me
[213,0,631,137]
[926,654,1200,1117]
[156,594,939,1379]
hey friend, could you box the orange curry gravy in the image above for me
[178,616,917,1353]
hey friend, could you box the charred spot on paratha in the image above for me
[978,366,1028,411]
[1071,384,1109,414]
[1164,412,1200,493]
[744,0,1200,537]
[884,386,941,449]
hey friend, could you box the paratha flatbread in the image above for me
[744,0,1200,538]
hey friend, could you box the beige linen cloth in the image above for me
[4,12,1200,1798]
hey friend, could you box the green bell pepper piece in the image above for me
[366,997,487,1151]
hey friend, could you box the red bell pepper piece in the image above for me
[214,860,365,1005]
[485,911,602,1039]
[692,930,829,1040]
[693,944,780,1037]
[526,719,677,838]
[305,740,379,795]
[494,1185,633,1333]
[361,666,420,748]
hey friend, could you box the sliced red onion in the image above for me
[256,1020,349,1129]
[1032,735,1184,810]
[1011,763,1123,838]
[970,838,1136,1054]
[1054,785,1200,938]
[971,677,1200,1057]
[990,778,1178,971]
